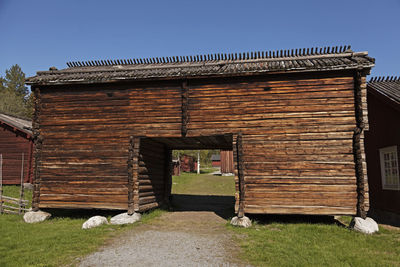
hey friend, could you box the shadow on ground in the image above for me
[42,208,125,219]
[171,194,235,220]
[249,213,347,227]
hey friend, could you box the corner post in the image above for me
[132,137,141,214]
[127,136,134,215]
[236,133,245,218]
[32,87,43,212]
[353,70,366,219]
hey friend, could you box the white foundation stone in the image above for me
[230,216,252,228]
[110,212,141,225]
[82,216,108,229]
[350,217,379,234]
[23,210,51,223]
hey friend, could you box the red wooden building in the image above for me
[365,77,400,221]
[211,154,221,167]
[179,154,197,172]
[0,113,33,184]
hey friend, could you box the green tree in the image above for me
[0,64,32,118]
[0,77,5,91]
[4,64,28,96]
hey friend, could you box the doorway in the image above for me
[137,134,236,219]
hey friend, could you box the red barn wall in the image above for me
[0,124,33,184]
[365,92,400,214]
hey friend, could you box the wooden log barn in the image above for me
[0,113,33,184]
[365,77,400,220]
[26,45,375,218]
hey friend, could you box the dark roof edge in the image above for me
[0,113,32,136]
[27,64,374,86]
[367,77,400,109]
[369,76,400,83]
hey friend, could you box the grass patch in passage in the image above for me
[0,187,164,267]
[228,216,400,267]
[172,169,235,196]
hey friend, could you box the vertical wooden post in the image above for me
[197,150,200,174]
[236,133,245,218]
[127,136,134,215]
[181,80,189,137]
[353,70,366,219]
[32,87,42,212]
[132,137,140,212]
[27,139,34,184]
[19,153,25,214]
[164,146,172,204]
[0,154,3,214]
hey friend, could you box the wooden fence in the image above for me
[0,153,30,214]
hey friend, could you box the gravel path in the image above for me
[79,196,249,266]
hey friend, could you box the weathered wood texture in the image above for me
[138,138,167,211]
[35,71,369,215]
[220,150,234,174]
[0,123,33,184]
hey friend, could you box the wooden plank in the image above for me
[237,133,245,218]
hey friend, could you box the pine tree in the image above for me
[4,64,28,96]
[0,77,5,91]
[0,64,32,118]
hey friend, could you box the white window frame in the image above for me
[379,146,400,190]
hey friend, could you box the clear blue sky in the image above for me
[0,0,399,79]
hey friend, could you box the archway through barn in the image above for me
[136,134,238,219]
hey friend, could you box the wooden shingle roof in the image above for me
[367,76,400,105]
[26,45,375,86]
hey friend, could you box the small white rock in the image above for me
[82,216,108,229]
[350,217,379,234]
[365,217,379,232]
[23,210,51,223]
[230,216,252,228]
[110,212,141,225]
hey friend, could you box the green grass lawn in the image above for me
[0,185,164,267]
[172,168,236,196]
[172,170,400,266]
[229,218,400,267]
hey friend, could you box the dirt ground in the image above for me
[79,195,250,267]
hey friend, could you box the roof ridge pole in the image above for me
[353,70,366,219]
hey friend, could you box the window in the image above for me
[379,146,400,190]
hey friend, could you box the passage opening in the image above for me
[142,134,236,219]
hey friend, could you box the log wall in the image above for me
[138,138,168,211]
[35,71,369,215]
[38,83,181,210]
